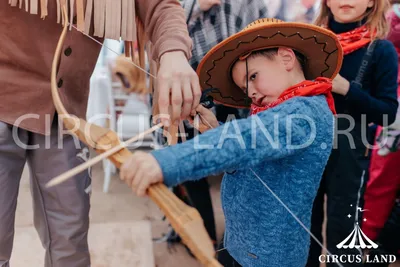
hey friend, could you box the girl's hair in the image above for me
[314,0,391,39]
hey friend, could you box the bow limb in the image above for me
[50,6,221,267]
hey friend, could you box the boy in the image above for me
[120,19,342,266]
[171,0,267,248]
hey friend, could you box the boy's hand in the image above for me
[332,74,350,96]
[189,105,219,130]
[120,152,163,197]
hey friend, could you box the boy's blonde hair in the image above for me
[247,48,306,71]
[314,0,391,40]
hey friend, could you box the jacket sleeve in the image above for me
[151,98,322,187]
[136,0,193,62]
[344,40,399,126]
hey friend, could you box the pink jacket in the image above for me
[388,6,400,51]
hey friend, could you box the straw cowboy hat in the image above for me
[196,18,343,108]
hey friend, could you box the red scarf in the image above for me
[336,25,371,55]
[250,77,336,115]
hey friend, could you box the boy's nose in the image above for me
[247,85,256,96]
[248,87,257,99]
[250,94,259,104]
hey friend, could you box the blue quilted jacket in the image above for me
[152,95,334,267]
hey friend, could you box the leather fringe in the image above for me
[7,0,141,43]
[8,0,150,82]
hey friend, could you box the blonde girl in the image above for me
[308,1,399,267]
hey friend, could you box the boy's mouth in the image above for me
[255,96,267,106]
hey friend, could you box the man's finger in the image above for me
[181,77,193,120]
[191,76,202,113]
[171,78,183,125]
[158,77,171,127]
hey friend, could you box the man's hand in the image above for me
[120,151,164,197]
[157,51,201,127]
[332,74,350,96]
[198,0,221,11]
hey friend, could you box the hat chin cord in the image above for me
[244,58,252,106]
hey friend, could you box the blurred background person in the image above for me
[265,0,320,23]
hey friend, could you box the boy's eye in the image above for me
[250,73,257,81]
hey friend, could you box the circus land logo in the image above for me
[319,205,397,265]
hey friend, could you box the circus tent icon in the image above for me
[336,224,379,249]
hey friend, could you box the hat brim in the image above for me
[196,20,343,108]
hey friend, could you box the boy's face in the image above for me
[231,48,299,107]
[326,0,374,23]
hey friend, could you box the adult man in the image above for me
[0,1,199,266]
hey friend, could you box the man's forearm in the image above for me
[136,0,193,61]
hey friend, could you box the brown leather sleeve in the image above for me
[136,0,193,62]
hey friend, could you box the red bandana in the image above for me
[336,25,371,55]
[250,77,336,115]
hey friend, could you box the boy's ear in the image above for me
[277,47,296,71]
[367,0,374,8]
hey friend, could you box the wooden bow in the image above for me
[51,5,221,267]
